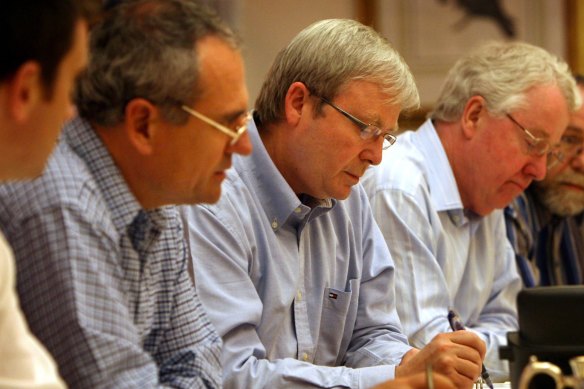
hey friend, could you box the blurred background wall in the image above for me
[204,0,582,130]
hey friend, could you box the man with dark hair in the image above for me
[0,0,100,179]
[0,1,100,388]
[506,75,584,286]
[0,0,251,387]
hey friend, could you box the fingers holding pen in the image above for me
[447,329,486,360]
[397,331,485,389]
[430,331,485,388]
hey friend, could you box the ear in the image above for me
[7,61,43,123]
[124,98,159,155]
[460,95,486,139]
[283,81,310,126]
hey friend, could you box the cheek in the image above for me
[482,166,517,194]
[54,72,76,109]
[545,163,571,181]
[505,154,532,177]
[192,140,226,173]
[335,141,366,166]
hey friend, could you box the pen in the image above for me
[447,309,494,389]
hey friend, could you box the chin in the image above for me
[536,187,584,216]
[335,192,351,201]
[199,189,222,205]
[469,203,497,217]
[325,187,351,200]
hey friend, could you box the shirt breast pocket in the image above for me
[316,278,360,365]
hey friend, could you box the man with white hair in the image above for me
[506,75,584,286]
[362,41,581,382]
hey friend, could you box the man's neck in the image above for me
[93,123,158,210]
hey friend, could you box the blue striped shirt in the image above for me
[362,119,521,382]
[181,116,412,389]
[0,117,222,388]
[505,188,584,286]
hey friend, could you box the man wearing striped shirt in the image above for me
[0,1,251,387]
[362,41,581,382]
[505,76,584,286]
[183,18,486,389]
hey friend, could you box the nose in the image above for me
[360,136,384,166]
[228,131,253,156]
[570,148,584,172]
[524,155,547,181]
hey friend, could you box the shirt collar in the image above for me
[417,120,463,211]
[63,116,149,233]
[234,114,336,231]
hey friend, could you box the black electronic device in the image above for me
[500,286,584,388]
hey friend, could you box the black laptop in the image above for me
[518,286,584,346]
[501,286,584,388]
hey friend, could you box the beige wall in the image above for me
[237,0,354,105]
[223,0,567,111]
[567,0,584,75]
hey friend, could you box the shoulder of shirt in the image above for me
[339,184,371,214]
[362,130,429,199]
[188,165,257,228]
[0,141,107,225]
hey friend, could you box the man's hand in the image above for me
[373,371,455,389]
[395,331,485,389]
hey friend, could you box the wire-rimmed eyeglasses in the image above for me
[181,105,251,145]
[506,113,565,169]
[316,96,397,150]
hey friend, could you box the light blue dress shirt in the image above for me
[361,119,521,382]
[181,116,412,389]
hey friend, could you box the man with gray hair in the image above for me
[182,19,485,389]
[0,0,252,387]
[362,41,581,382]
[506,75,584,286]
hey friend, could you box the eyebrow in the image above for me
[362,112,385,129]
[565,125,584,135]
[364,113,399,134]
[527,126,551,140]
[218,109,249,125]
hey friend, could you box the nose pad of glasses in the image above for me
[546,150,563,170]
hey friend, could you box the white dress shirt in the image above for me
[0,232,65,389]
[362,119,521,381]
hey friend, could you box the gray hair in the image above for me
[430,41,581,122]
[255,19,419,126]
[75,0,240,126]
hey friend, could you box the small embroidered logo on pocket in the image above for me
[328,292,338,300]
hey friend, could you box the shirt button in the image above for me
[294,207,301,214]
[271,219,278,229]
[302,353,309,361]
[297,290,302,301]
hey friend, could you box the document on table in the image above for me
[475,383,511,388]
[493,383,511,388]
